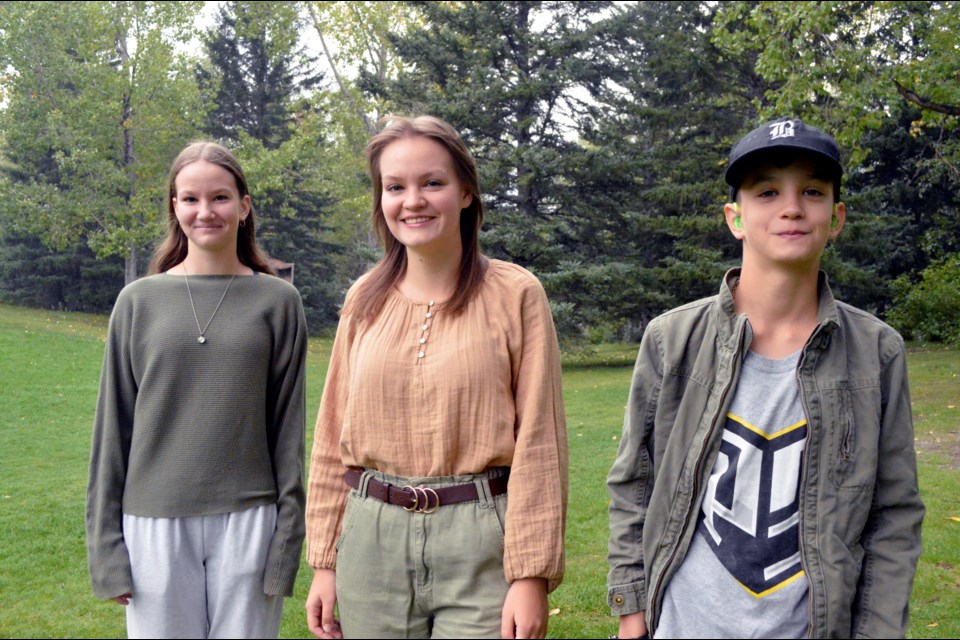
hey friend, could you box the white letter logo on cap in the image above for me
[769,120,795,140]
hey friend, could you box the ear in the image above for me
[460,190,473,210]
[828,202,846,240]
[724,202,745,240]
[240,194,252,223]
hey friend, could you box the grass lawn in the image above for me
[1,302,957,638]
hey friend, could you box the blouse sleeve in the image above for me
[86,291,138,599]
[263,289,308,596]
[502,277,569,592]
[305,307,356,570]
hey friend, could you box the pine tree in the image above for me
[569,1,764,336]
[196,1,342,328]
[196,1,321,149]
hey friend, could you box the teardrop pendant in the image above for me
[197,336,206,344]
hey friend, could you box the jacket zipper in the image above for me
[840,392,854,460]
[648,319,748,631]
[796,323,822,639]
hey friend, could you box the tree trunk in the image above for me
[513,4,537,221]
[117,26,138,285]
[125,244,138,285]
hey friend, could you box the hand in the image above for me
[501,577,548,639]
[305,569,342,639]
[618,611,647,639]
[111,592,132,606]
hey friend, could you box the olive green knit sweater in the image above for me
[86,273,307,600]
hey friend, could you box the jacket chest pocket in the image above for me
[822,382,882,490]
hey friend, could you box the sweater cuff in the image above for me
[91,569,134,601]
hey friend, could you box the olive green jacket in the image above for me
[607,269,924,639]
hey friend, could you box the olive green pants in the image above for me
[335,468,510,639]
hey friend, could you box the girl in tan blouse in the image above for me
[305,116,568,639]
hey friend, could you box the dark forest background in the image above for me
[2,1,958,343]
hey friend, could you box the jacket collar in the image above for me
[717,267,841,351]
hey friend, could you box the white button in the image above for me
[428,300,435,307]
[418,352,425,358]
[425,312,432,319]
[422,324,429,331]
[419,338,426,344]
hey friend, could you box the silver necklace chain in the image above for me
[184,270,236,344]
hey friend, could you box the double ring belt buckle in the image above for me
[402,485,440,514]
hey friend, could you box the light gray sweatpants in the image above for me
[122,504,283,639]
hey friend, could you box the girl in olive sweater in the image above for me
[86,142,307,639]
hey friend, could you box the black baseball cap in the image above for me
[725,117,843,200]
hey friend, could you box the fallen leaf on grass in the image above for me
[928,622,939,628]
[949,517,960,523]
[549,608,560,617]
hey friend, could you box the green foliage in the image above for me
[197,1,349,326]
[562,1,752,335]
[305,0,414,133]
[819,109,960,315]
[2,0,960,341]
[889,256,960,345]
[366,1,722,339]
[713,1,960,179]
[0,1,204,281]
[303,1,421,296]
[197,1,321,149]
[712,1,960,329]
[366,1,631,253]
[0,229,124,313]
[236,128,349,327]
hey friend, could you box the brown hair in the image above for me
[733,149,842,203]
[148,141,275,275]
[344,115,487,321]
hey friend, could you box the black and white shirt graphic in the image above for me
[699,412,807,596]
[657,349,810,639]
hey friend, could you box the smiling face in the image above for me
[725,154,845,272]
[172,160,251,258]
[378,136,473,260]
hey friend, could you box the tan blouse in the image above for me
[306,259,568,589]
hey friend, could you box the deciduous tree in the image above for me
[0,1,203,284]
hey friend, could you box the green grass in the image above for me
[1,302,956,638]
[900,345,960,638]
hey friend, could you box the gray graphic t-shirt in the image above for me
[655,349,809,638]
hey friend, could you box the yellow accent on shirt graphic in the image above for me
[737,570,806,599]
[726,413,807,441]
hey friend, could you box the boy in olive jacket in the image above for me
[607,118,924,639]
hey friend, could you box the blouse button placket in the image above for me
[416,300,435,364]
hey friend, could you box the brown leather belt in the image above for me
[344,468,508,514]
